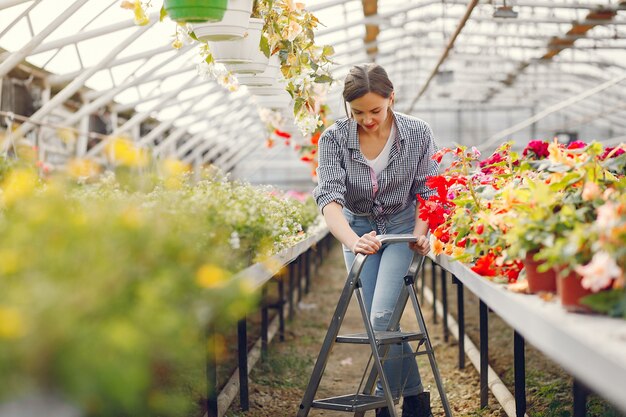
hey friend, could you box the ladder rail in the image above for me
[297,252,369,416]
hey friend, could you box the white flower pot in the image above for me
[192,0,254,41]
[237,55,280,86]
[254,90,292,110]
[209,18,268,74]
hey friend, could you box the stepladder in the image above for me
[298,234,452,417]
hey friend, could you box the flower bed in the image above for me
[0,158,319,416]
[419,140,626,317]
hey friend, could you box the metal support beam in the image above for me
[3,23,154,150]
[483,73,626,149]
[407,0,479,112]
[85,76,200,157]
[0,0,89,78]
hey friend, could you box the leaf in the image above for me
[189,31,199,42]
[205,54,214,65]
[160,5,167,22]
[580,289,626,317]
[259,35,270,58]
[322,45,335,56]
[314,75,333,83]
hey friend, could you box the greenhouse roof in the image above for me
[0,0,625,187]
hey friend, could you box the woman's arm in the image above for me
[322,202,381,254]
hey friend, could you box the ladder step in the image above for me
[336,331,425,345]
[311,394,398,412]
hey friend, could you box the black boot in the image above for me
[402,392,433,417]
[375,407,392,417]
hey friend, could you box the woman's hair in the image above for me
[343,64,394,117]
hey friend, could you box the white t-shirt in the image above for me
[364,122,396,176]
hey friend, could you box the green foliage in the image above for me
[0,168,319,416]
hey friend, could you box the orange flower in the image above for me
[432,238,444,255]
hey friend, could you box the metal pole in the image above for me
[441,267,449,343]
[237,317,249,411]
[480,300,489,408]
[206,326,218,417]
[454,276,465,369]
[514,331,526,417]
[573,379,589,417]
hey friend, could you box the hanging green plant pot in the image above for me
[164,0,228,23]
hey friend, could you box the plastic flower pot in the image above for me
[164,0,228,23]
[191,0,254,41]
[523,250,557,294]
[210,18,268,74]
[237,55,280,86]
[556,269,593,313]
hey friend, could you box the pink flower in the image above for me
[575,252,622,293]
[581,181,601,201]
[596,201,619,229]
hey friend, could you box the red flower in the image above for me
[311,131,321,145]
[417,195,448,231]
[274,129,291,139]
[600,146,625,160]
[432,147,453,163]
[522,140,550,160]
[471,253,498,277]
[567,140,586,149]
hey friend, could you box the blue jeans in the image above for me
[342,204,424,398]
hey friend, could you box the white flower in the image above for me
[229,231,240,250]
[575,251,622,293]
[296,113,321,136]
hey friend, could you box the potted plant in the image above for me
[123,0,228,24]
[192,0,255,41]
[163,0,228,23]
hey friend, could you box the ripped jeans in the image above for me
[342,204,424,398]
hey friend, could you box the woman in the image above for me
[312,63,439,417]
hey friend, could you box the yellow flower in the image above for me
[1,168,38,205]
[67,158,101,179]
[56,128,76,144]
[0,249,21,275]
[133,0,149,25]
[196,264,229,289]
[0,306,25,339]
[171,38,183,49]
[162,158,190,177]
[120,206,143,229]
[105,137,149,167]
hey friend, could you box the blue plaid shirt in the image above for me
[313,111,439,234]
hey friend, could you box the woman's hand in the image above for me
[351,231,381,255]
[409,235,430,256]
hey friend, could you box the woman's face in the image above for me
[349,92,394,134]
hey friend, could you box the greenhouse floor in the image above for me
[225,242,624,417]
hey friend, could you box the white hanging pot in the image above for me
[192,0,254,41]
[237,55,280,86]
[247,78,287,96]
[209,18,268,74]
[254,90,292,110]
